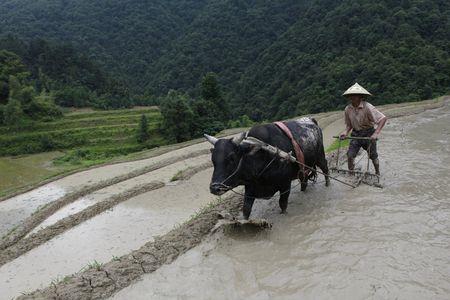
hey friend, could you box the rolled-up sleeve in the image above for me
[367,103,386,124]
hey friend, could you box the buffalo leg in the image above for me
[279,182,291,214]
[299,171,308,191]
[243,186,255,219]
[317,149,330,186]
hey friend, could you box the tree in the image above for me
[0,50,29,104]
[200,72,229,122]
[189,72,230,136]
[159,90,195,143]
[136,114,150,143]
[3,98,23,126]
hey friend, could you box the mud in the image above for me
[0,149,209,249]
[0,161,213,266]
[0,167,218,299]
[112,100,450,300]
[26,158,212,235]
[17,194,242,300]
[4,97,448,299]
[25,162,213,237]
[0,181,164,266]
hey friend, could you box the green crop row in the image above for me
[63,108,159,120]
[0,107,167,159]
[54,136,168,166]
[0,112,162,134]
[0,124,162,156]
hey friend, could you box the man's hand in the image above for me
[370,132,379,140]
[339,132,348,140]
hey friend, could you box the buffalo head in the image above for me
[204,132,252,195]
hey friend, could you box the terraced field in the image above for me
[0,96,447,299]
[0,107,166,197]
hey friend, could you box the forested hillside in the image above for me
[1,0,449,120]
[0,36,129,109]
[0,0,209,92]
[234,0,450,120]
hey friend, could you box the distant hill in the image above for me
[0,36,130,109]
[0,0,209,91]
[233,0,450,120]
[1,0,449,119]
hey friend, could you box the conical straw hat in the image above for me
[342,82,372,96]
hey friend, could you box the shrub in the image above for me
[3,98,23,126]
[136,114,150,143]
[23,93,62,120]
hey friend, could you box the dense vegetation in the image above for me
[159,73,247,143]
[1,0,449,122]
[234,0,450,120]
[0,107,166,164]
[0,0,210,94]
[0,36,131,110]
[0,48,62,126]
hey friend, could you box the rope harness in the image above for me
[273,121,310,178]
[215,132,356,199]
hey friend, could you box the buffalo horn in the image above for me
[204,134,218,145]
[232,132,246,145]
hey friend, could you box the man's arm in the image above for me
[339,110,352,139]
[370,116,387,140]
[367,103,387,140]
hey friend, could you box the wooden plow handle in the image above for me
[332,136,377,141]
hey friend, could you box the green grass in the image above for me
[87,259,103,271]
[170,170,184,182]
[50,275,72,286]
[0,107,169,197]
[0,107,166,156]
[326,138,349,153]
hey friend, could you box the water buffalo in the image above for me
[205,117,330,219]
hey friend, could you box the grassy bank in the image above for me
[0,107,168,197]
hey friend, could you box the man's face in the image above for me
[347,94,363,106]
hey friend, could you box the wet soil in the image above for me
[0,166,215,299]
[0,150,210,248]
[112,100,450,300]
[17,194,242,300]
[3,97,448,299]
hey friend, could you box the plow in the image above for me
[211,134,384,232]
[330,136,383,188]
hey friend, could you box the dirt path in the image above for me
[1,96,447,299]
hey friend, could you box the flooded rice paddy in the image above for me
[0,99,448,299]
[0,168,216,299]
[113,104,450,299]
[0,142,210,237]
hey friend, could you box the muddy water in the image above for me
[28,154,210,234]
[322,117,345,149]
[114,104,450,299]
[0,141,210,237]
[0,184,66,237]
[0,168,218,299]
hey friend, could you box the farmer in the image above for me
[339,83,387,176]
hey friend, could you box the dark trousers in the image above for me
[347,128,378,160]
